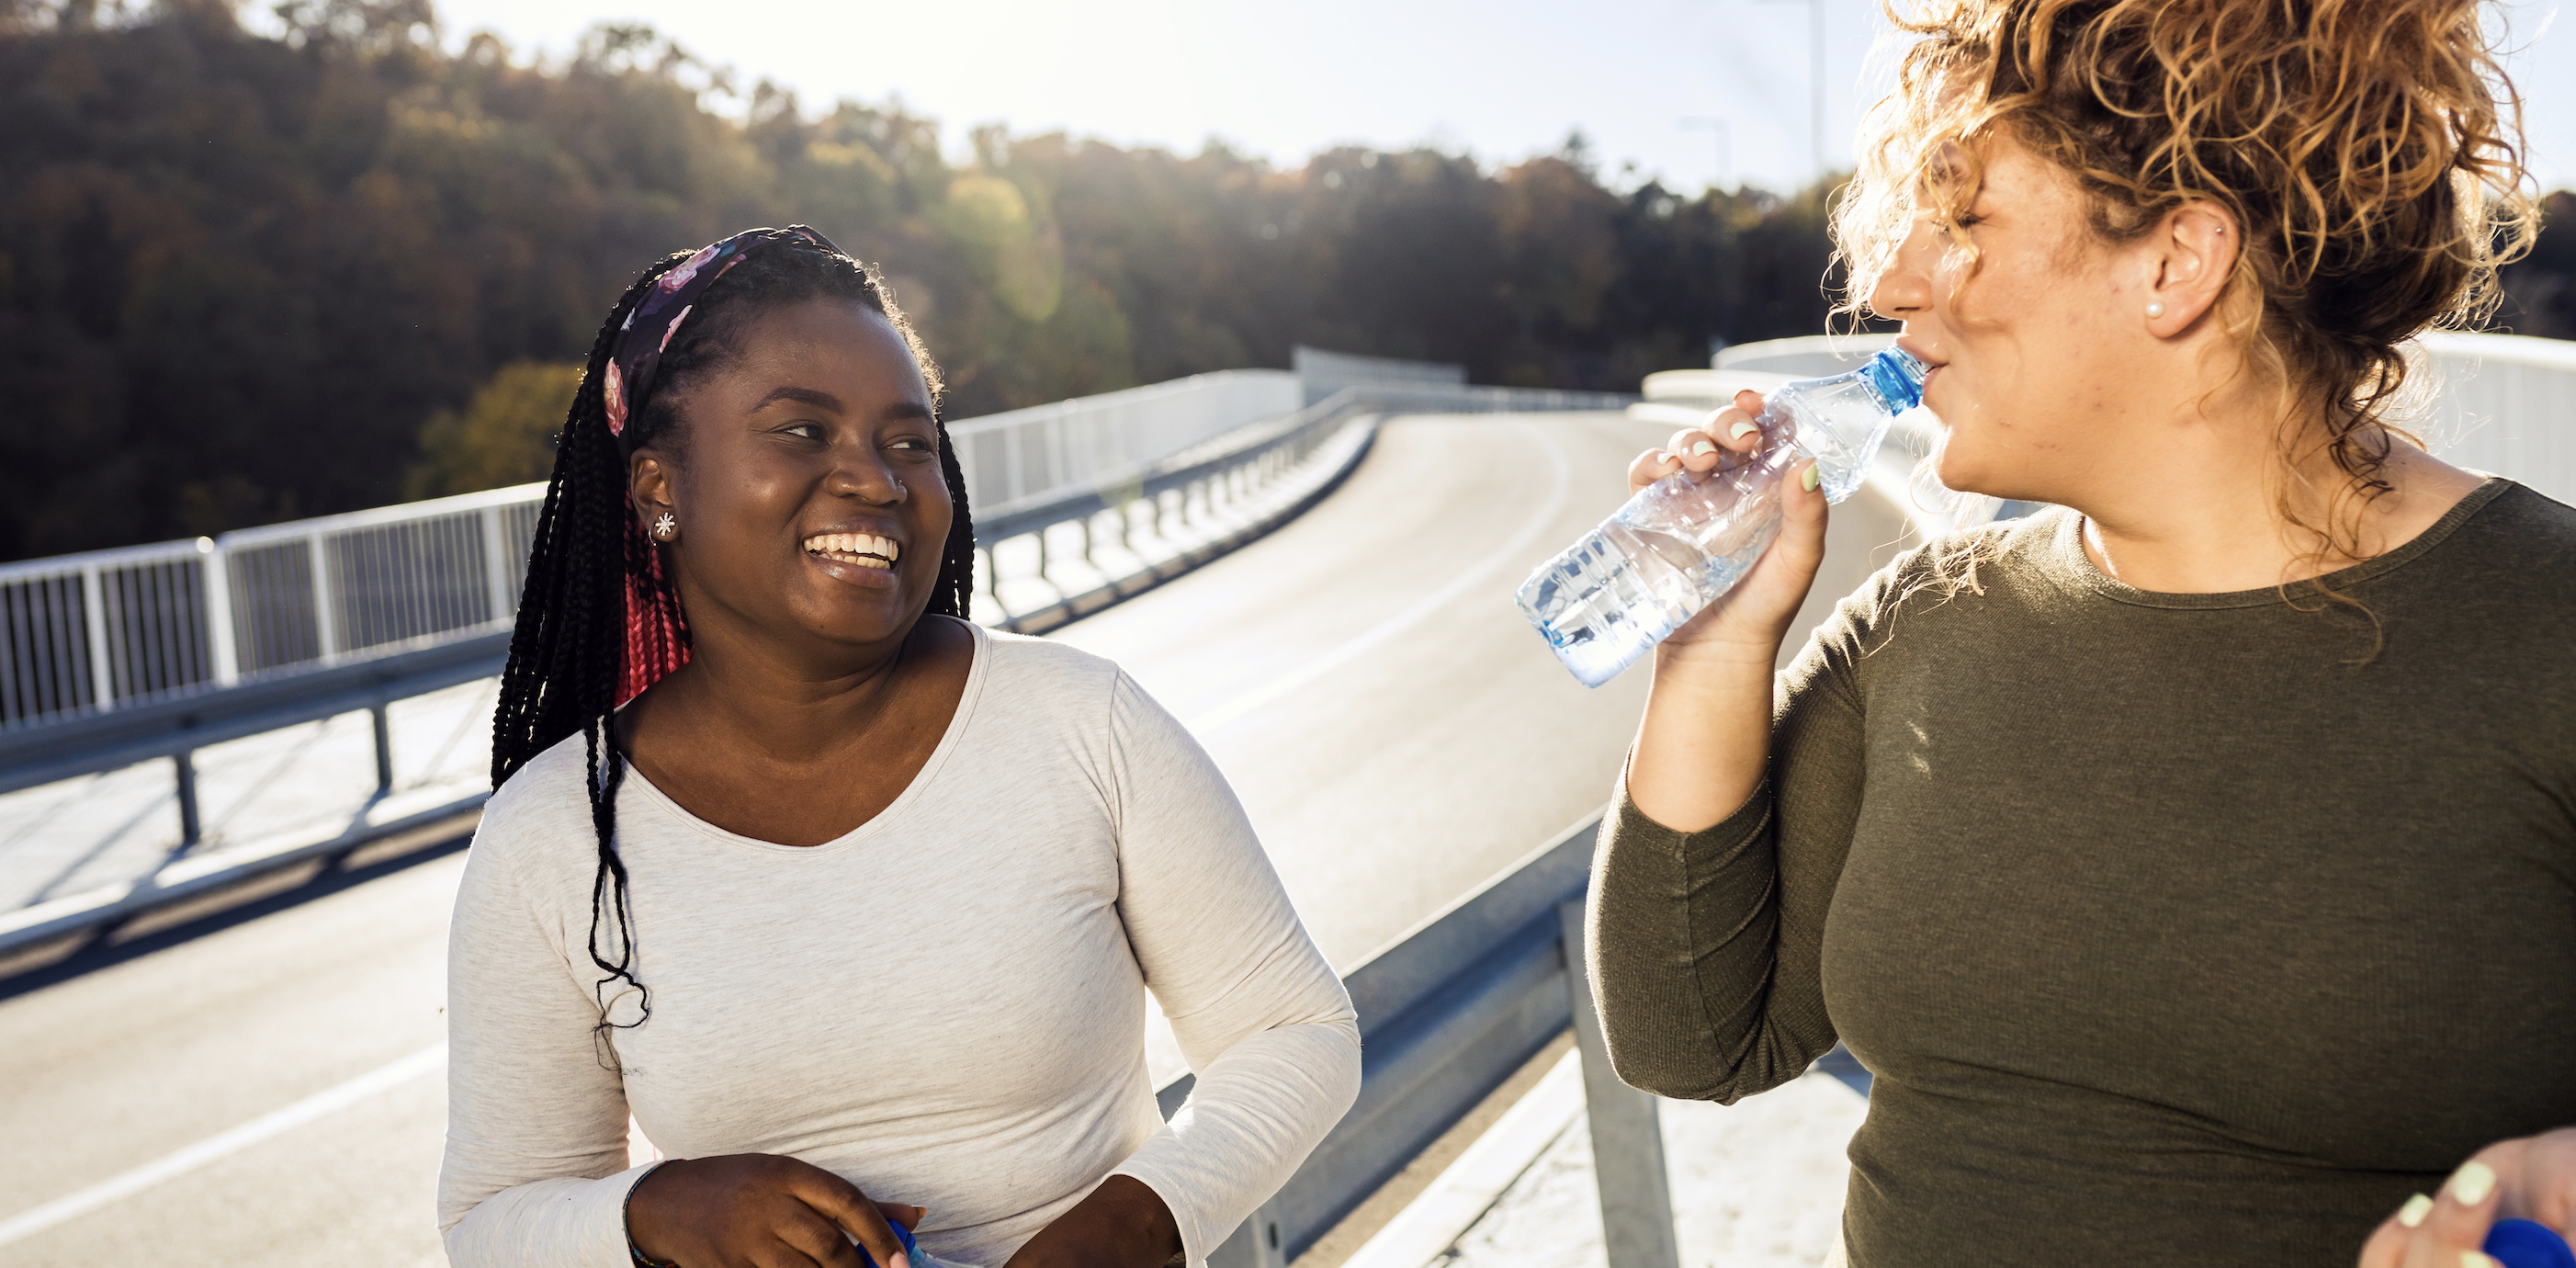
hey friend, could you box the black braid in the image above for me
[490,237,971,1038]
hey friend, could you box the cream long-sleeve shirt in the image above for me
[437,624,1361,1268]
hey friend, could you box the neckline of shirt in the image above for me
[618,617,997,855]
[2035,476,2513,611]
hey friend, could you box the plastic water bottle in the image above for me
[1516,346,1928,686]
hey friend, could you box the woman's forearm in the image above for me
[1628,644,1778,832]
[1007,1175,1181,1268]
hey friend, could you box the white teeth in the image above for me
[801,532,899,564]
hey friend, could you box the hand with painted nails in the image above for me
[1621,388,1830,663]
[1616,386,1836,834]
[2359,1128,2576,1268]
[627,1152,924,1268]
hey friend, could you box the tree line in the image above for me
[1,0,2568,561]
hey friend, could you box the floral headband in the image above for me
[603,224,841,446]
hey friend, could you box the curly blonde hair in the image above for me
[1835,0,2536,572]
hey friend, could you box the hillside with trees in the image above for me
[1,0,2567,561]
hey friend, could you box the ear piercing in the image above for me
[651,513,678,542]
[2145,300,2166,319]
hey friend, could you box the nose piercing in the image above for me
[652,513,677,542]
[2145,300,2166,319]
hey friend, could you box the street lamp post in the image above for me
[1755,0,1828,180]
[1809,0,1825,176]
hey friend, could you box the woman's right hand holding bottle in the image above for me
[627,1153,923,1268]
[1623,389,1832,832]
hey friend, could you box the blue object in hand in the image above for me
[856,1219,921,1268]
[2486,1218,2576,1268]
[855,1220,977,1268]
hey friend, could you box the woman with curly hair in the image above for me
[435,226,1359,1268]
[1583,2,2573,1264]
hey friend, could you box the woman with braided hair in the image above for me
[436,227,1359,1268]
[1582,2,2572,1265]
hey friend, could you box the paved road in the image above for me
[1053,413,1660,966]
[0,411,1927,1266]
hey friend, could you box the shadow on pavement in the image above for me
[0,820,474,1004]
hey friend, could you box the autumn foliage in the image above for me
[1,0,2562,561]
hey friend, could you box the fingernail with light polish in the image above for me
[2463,1253,2501,1268]
[1800,466,1820,492]
[1728,421,1757,439]
[2451,1160,2497,1206]
[1690,440,1717,456]
[2397,1194,2434,1228]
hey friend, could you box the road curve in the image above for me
[0,410,1926,1266]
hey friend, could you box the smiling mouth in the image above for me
[802,532,899,570]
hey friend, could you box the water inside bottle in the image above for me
[1523,526,1684,688]
[1521,515,1778,688]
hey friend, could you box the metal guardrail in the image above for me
[1186,807,1734,1268]
[1182,810,1600,1268]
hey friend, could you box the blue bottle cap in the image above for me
[2487,1217,2576,1268]
[1861,346,1927,413]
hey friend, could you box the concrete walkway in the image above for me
[1435,1065,1866,1268]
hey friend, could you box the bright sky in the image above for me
[412,0,2576,195]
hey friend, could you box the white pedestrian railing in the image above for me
[0,487,544,731]
[0,369,1310,732]
[952,348,1473,522]
[1293,345,1467,405]
[2411,331,2576,507]
[0,351,1540,733]
[951,369,1305,521]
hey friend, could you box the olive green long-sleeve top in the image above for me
[1586,480,2576,1267]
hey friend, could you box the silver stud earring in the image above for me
[652,512,677,542]
[2145,300,2166,319]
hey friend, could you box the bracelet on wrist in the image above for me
[624,1160,680,1268]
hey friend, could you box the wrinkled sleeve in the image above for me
[1583,583,1877,1104]
[438,799,652,1267]
[1102,673,1362,1267]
